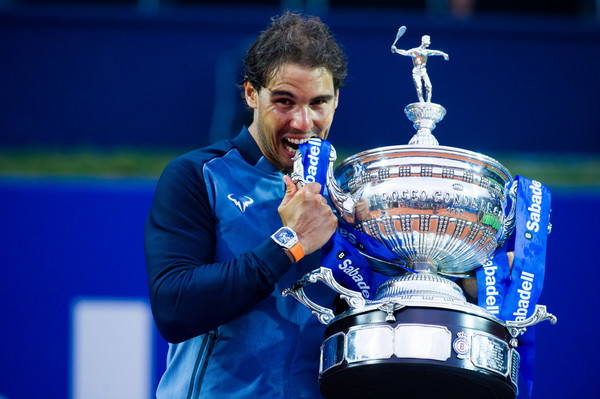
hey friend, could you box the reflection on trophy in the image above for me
[284,27,556,399]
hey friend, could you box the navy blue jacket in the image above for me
[145,127,334,398]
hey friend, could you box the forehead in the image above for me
[264,63,335,93]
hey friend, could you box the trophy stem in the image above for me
[404,102,446,146]
[375,272,466,303]
[412,260,439,274]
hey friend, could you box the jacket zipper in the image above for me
[284,307,300,399]
[187,330,218,399]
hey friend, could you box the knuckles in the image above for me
[280,183,337,236]
[294,188,328,209]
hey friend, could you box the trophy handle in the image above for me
[282,267,367,325]
[326,146,359,224]
[498,179,518,247]
[290,151,307,189]
[504,304,557,342]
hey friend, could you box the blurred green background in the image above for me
[2,148,599,190]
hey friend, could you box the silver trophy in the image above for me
[284,28,556,399]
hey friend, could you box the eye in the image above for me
[310,97,333,107]
[275,98,293,106]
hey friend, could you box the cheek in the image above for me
[317,107,336,126]
[260,111,287,144]
[263,106,286,122]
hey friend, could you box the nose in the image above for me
[290,105,314,131]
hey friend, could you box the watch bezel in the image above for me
[271,226,299,250]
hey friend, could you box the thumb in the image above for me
[280,175,298,207]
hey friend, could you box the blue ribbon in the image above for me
[337,220,407,265]
[475,244,511,317]
[298,137,330,189]
[476,175,551,398]
[501,176,551,322]
[321,232,377,299]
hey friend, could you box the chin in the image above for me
[281,161,294,174]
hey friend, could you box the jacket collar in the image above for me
[232,126,264,167]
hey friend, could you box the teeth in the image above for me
[286,137,313,145]
[283,136,316,155]
[284,143,296,153]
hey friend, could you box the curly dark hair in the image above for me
[243,11,348,92]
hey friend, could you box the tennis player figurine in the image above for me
[391,34,449,103]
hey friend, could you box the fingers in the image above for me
[283,175,298,194]
[280,176,321,206]
[320,195,329,206]
[283,176,321,196]
[278,179,336,255]
[283,182,324,210]
[280,175,299,207]
[302,182,322,195]
[295,208,337,255]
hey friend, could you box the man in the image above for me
[145,12,347,398]
[392,35,449,103]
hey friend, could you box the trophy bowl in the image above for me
[329,144,516,277]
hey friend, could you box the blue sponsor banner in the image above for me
[501,177,551,322]
[476,176,551,398]
[476,247,511,317]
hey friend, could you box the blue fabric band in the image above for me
[476,175,551,398]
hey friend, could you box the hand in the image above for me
[462,277,478,300]
[391,45,397,53]
[278,175,337,255]
[444,54,449,61]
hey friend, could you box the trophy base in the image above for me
[319,304,518,399]
[283,267,554,399]
[320,362,515,399]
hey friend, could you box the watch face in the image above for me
[271,227,302,262]
[274,228,295,243]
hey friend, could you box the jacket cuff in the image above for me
[253,237,294,284]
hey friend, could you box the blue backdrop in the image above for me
[1,4,599,153]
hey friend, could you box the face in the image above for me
[245,63,339,172]
[422,35,431,47]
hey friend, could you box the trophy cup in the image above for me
[283,28,556,399]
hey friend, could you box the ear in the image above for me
[334,89,339,109]
[244,81,258,109]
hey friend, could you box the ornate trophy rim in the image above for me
[335,144,512,186]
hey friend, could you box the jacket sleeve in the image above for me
[144,156,292,343]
